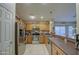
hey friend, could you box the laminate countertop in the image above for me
[49,37,79,55]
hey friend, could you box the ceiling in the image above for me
[16,3,76,22]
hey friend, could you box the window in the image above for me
[68,26,75,39]
[55,26,65,36]
[54,25,76,39]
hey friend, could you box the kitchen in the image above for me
[15,3,79,55]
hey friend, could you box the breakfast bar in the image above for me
[47,35,79,55]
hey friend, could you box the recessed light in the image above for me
[29,16,36,19]
[40,16,44,19]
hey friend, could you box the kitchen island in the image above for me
[47,35,79,55]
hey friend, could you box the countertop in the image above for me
[49,37,79,55]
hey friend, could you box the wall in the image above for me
[76,4,79,34]
[54,22,76,26]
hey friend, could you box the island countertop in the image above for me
[49,37,79,55]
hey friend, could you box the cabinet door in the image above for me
[52,43,65,55]
[39,36,44,44]
[27,35,32,44]
[26,23,32,30]
[57,48,65,55]
[52,43,58,55]
[44,36,48,44]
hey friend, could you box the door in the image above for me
[0,4,15,55]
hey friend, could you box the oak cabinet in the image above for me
[26,21,49,31]
[39,35,48,44]
[52,43,65,55]
[39,23,49,31]
[26,35,32,44]
[26,23,32,30]
[39,35,44,44]
[57,47,65,55]
[52,43,58,55]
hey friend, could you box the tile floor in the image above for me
[32,41,39,44]
[18,43,26,55]
[23,44,49,55]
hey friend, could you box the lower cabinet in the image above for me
[26,35,32,44]
[57,48,65,55]
[39,35,44,44]
[52,43,65,55]
[39,35,48,44]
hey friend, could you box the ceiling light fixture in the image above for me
[29,16,36,20]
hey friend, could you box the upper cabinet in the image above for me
[26,21,50,32]
[26,22,32,30]
[39,22,49,31]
